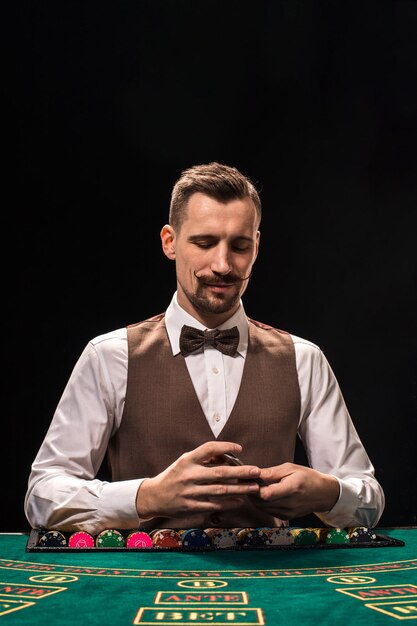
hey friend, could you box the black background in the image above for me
[3,1,416,532]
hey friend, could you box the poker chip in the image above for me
[238,528,269,547]
[68,531,95,548]
[348,527,377,543]
[180,528,212,549]
[324,528,350,544]
[95,529,125,548]
[265,527,294,546]
[38,530,67,547]
[204,528,239,549]
[150,528,183,548]
[290,528,320,545]
[125,531,153,548]
[232,528,252,545]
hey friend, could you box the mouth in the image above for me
[202,278,240,290]
[206,283,236,293]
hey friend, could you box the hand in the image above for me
[250,462,340,520]
[136,441,262,519]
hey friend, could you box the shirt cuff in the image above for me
[99,479,142,529]
[315,477,376,528]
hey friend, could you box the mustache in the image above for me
[193,270,252,282]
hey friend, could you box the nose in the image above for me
[210,244,232,276]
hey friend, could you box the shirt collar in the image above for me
[165,291,248,357]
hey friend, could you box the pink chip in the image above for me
[68,531,95,548]
[125,531,153,548]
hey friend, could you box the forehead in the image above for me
[180,192,259,235]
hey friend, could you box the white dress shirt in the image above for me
[25,293,385,534]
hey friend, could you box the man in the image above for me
[25,162,385,535]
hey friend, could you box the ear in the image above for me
[254,230,260,261]
[160,224,176,260]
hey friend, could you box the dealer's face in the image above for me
[161,192,260,327]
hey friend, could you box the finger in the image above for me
[259,462,296,484]
[191,479,260,498]
[201,464,262,489]
[191,441,243,464]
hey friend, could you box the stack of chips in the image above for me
[95,529,125,547]
[238,528,269,547]
[68,531,95,548]
[150,528,183,548]
[180,528,212,549]
[290,528,320,545]
[204,528,239,549]
[265,527,294,546]
[348,527,377,543]
[38,530,67,547]
[125,530,153,548]
[324,528,350,544]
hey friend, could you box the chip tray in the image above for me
[26,527,405,552]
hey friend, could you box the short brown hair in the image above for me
[169,162,261,230]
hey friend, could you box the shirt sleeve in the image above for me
[24,330,144,535]
[293,336,385,528]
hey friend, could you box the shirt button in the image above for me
[212,367,219,374]
[213,413,221,422]
[211,515,221,525]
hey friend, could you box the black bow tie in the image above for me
[179,325,240,357]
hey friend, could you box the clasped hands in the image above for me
[136,440,340,521]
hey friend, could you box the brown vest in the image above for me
[107,313,301,530]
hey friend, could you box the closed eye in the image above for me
[189,236,254,253]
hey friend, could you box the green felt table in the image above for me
[0,528,416,625]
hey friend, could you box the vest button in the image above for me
[210,515,221,525]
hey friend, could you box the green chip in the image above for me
[95,529,125,547]
[325,528,350,544]
[291,528,319,545]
